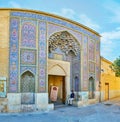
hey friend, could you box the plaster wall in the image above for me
[101,57,120,101]
[0,11,9,78]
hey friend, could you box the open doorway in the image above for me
[48,75,66,105]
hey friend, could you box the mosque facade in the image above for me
[0,8,100,112]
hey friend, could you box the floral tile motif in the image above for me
[20,66,36,75]
[11,12,99,40]
[9,18,19,92]
[89,62,95,73]
[83,36,88,90]
[39,21,47,92]
[89,40,95,61]
[20,49,36,65]
[21,20,36,48]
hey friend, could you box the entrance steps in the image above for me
[54,104,68,109]
[0,98,8,112]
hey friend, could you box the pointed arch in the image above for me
[20,69,36,76]
[48,64,66,76]
[48,31,80,56]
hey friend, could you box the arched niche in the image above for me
[21,71,35,93]
[89,77,95,99]
[74,76,79,92]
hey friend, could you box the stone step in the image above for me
[54,104,68,109]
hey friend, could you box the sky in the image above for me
[0,0,120,62]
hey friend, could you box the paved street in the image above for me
[0,98,120,122]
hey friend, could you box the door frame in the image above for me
[48,59,71,104]
[48,75,66,104]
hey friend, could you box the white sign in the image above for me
[50,86,59,102]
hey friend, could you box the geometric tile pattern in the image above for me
[89,62,95,73]
[21,71,35,93]
[20,66,36,75]
[20,49,36,65]
[21,19,36,48]
[10,11,100,93]
[11,12,99,40]
[89,40,95,61]
[39,21,47,92]
[96,42,100,85]
[9,18,19,93]
[83,36,88,90]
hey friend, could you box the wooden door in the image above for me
[48,75,66,104]
[105,83,109,100]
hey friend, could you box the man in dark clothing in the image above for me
[68,90,75,105]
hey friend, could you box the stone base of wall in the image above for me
[72,91,100,107]
[7,93,54,112]
[100,90,120,101]
[73,100,83,107]
[100,91,105,101]
[109,90,120,99]
[3,91,101,112]
[0,98,8,112]
[7,93,21,112]
[88,99,97,104]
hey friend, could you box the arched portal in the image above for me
[48,64,67,104]
[48,31,81,105]
[89,77,95,99]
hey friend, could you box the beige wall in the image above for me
[0,10,9,79]
[101,57,120,101]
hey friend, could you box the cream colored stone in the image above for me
[47,103,54,110]
[36,93,49,110]
[88,99,97,104]
[8,105,21,112]
[7,93,21,105]
[73,101,83,107]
